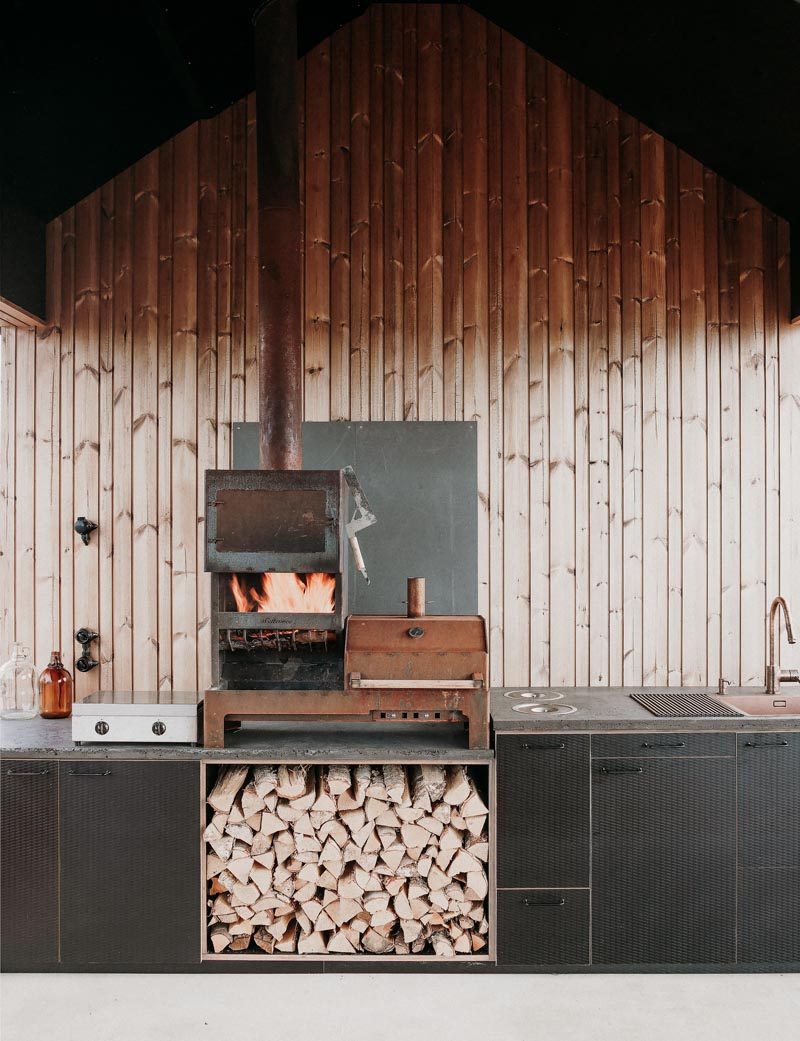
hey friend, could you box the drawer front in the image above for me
[496,734,589,888]
[738,867,800,964]
[497,889,589,965]
[592,732,734,759]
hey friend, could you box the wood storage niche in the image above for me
[201,759,493,960]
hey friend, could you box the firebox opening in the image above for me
[227,572,336,614]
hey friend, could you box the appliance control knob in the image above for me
[407,627,425,639]
[152,721,166,736]
[94,720,109,736]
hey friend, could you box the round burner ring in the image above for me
[503,690,564,702]
[511,703,577,715]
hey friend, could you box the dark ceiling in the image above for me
[1,0,799,314]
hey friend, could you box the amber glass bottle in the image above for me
[39,651,74,719]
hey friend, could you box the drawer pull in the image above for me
[641,741,686,750]
[523,897,566,908]
[6,768,50,777]
[68,769,112,777]
[522,742,566,751]
[744,740,789,749]
[599,765,643,775]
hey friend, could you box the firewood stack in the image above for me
[204,763,490,956]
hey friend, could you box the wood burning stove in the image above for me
[206,469,348,691]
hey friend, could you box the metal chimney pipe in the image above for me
[407,578,426,619]
[253,0,302,470]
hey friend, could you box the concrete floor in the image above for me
[2,973,800,1041]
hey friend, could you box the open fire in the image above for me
[229,572,336,614]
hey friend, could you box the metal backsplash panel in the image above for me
[233,422,478,615]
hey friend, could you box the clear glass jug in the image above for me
[0,643,39,719]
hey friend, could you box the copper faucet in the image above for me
[766,595,800,695]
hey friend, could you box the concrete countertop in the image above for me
[0,714,492,761]
[490,686,800,733]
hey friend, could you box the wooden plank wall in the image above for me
[1,4,799,692]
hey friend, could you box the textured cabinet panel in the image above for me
[591,732,734,759]
[738,867,800,964]
[592,757,735,964]
[60,761,200,965]
[0,760,59,967]
[496,735,589,888]
[497,889,589,965]
[737,733,800,869]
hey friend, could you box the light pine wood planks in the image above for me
[5,5,796,689]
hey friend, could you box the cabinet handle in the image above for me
[67,768,112,777]
[522,742,566,751]
[743,740,789,749]
[599,765,643,775]
[6,768,50,777]
[641,741,686,750]
[523,897,566,908]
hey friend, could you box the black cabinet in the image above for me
[496,735,589,888]
[0,760,59,967]
[737,733,800,963]
[592,753,736,965]
[497,889,589,966]
[59,760,200,965]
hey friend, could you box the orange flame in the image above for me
[228,572,335,614]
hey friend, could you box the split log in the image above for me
[443,766,471,806]
[252,765,278,799]
[276,764,310,800]
[208,766,249,813]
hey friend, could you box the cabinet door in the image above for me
[496,735,589,888]
[592,756,735,965]
[0,760,59,967]
[60,761,200,965]
[497,889,589,966]
[738,733,800,963]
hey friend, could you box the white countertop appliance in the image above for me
[72,691,201,744]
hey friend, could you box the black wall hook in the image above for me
[74,517,98,545]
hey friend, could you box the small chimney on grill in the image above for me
[253,0,302,470]
[407,578,426,619]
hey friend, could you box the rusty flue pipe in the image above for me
[253,0,302,470]
[407,578,426,619]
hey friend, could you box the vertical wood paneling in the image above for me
[678,154,707,684]
[0,328,15,660]
[11,6,798,692]
[131,153,159,690]
[350,12,371,420]
[15,328,36,665]
[442,4,463,422]
[462,7,489,625]
[330,25,352,422]
[98,183,114,686]
[157,141,174,691]
[640,126,667,684]
[527,50,550,685]
[486,22,504,685]
[738,190,766,685]
[620,114,642,685]
[73,192,101,695]
[305,41,332,422]
[605,101,624,686]
[501,32,529,686]
[719,179,741,681]
[34,221,62,665]
[417,3,443,421]
[112,170,133,687]
[547,63,575,686]
[171,125,199,690]
[664,142,683,684]
[587,91,609,685]
[197,118,218,692]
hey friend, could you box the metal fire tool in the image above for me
[342,466,377,585]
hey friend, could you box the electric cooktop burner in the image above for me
[503,690,564,702]
[511,702,578,715]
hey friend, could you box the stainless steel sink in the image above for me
[715,693,800,717]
